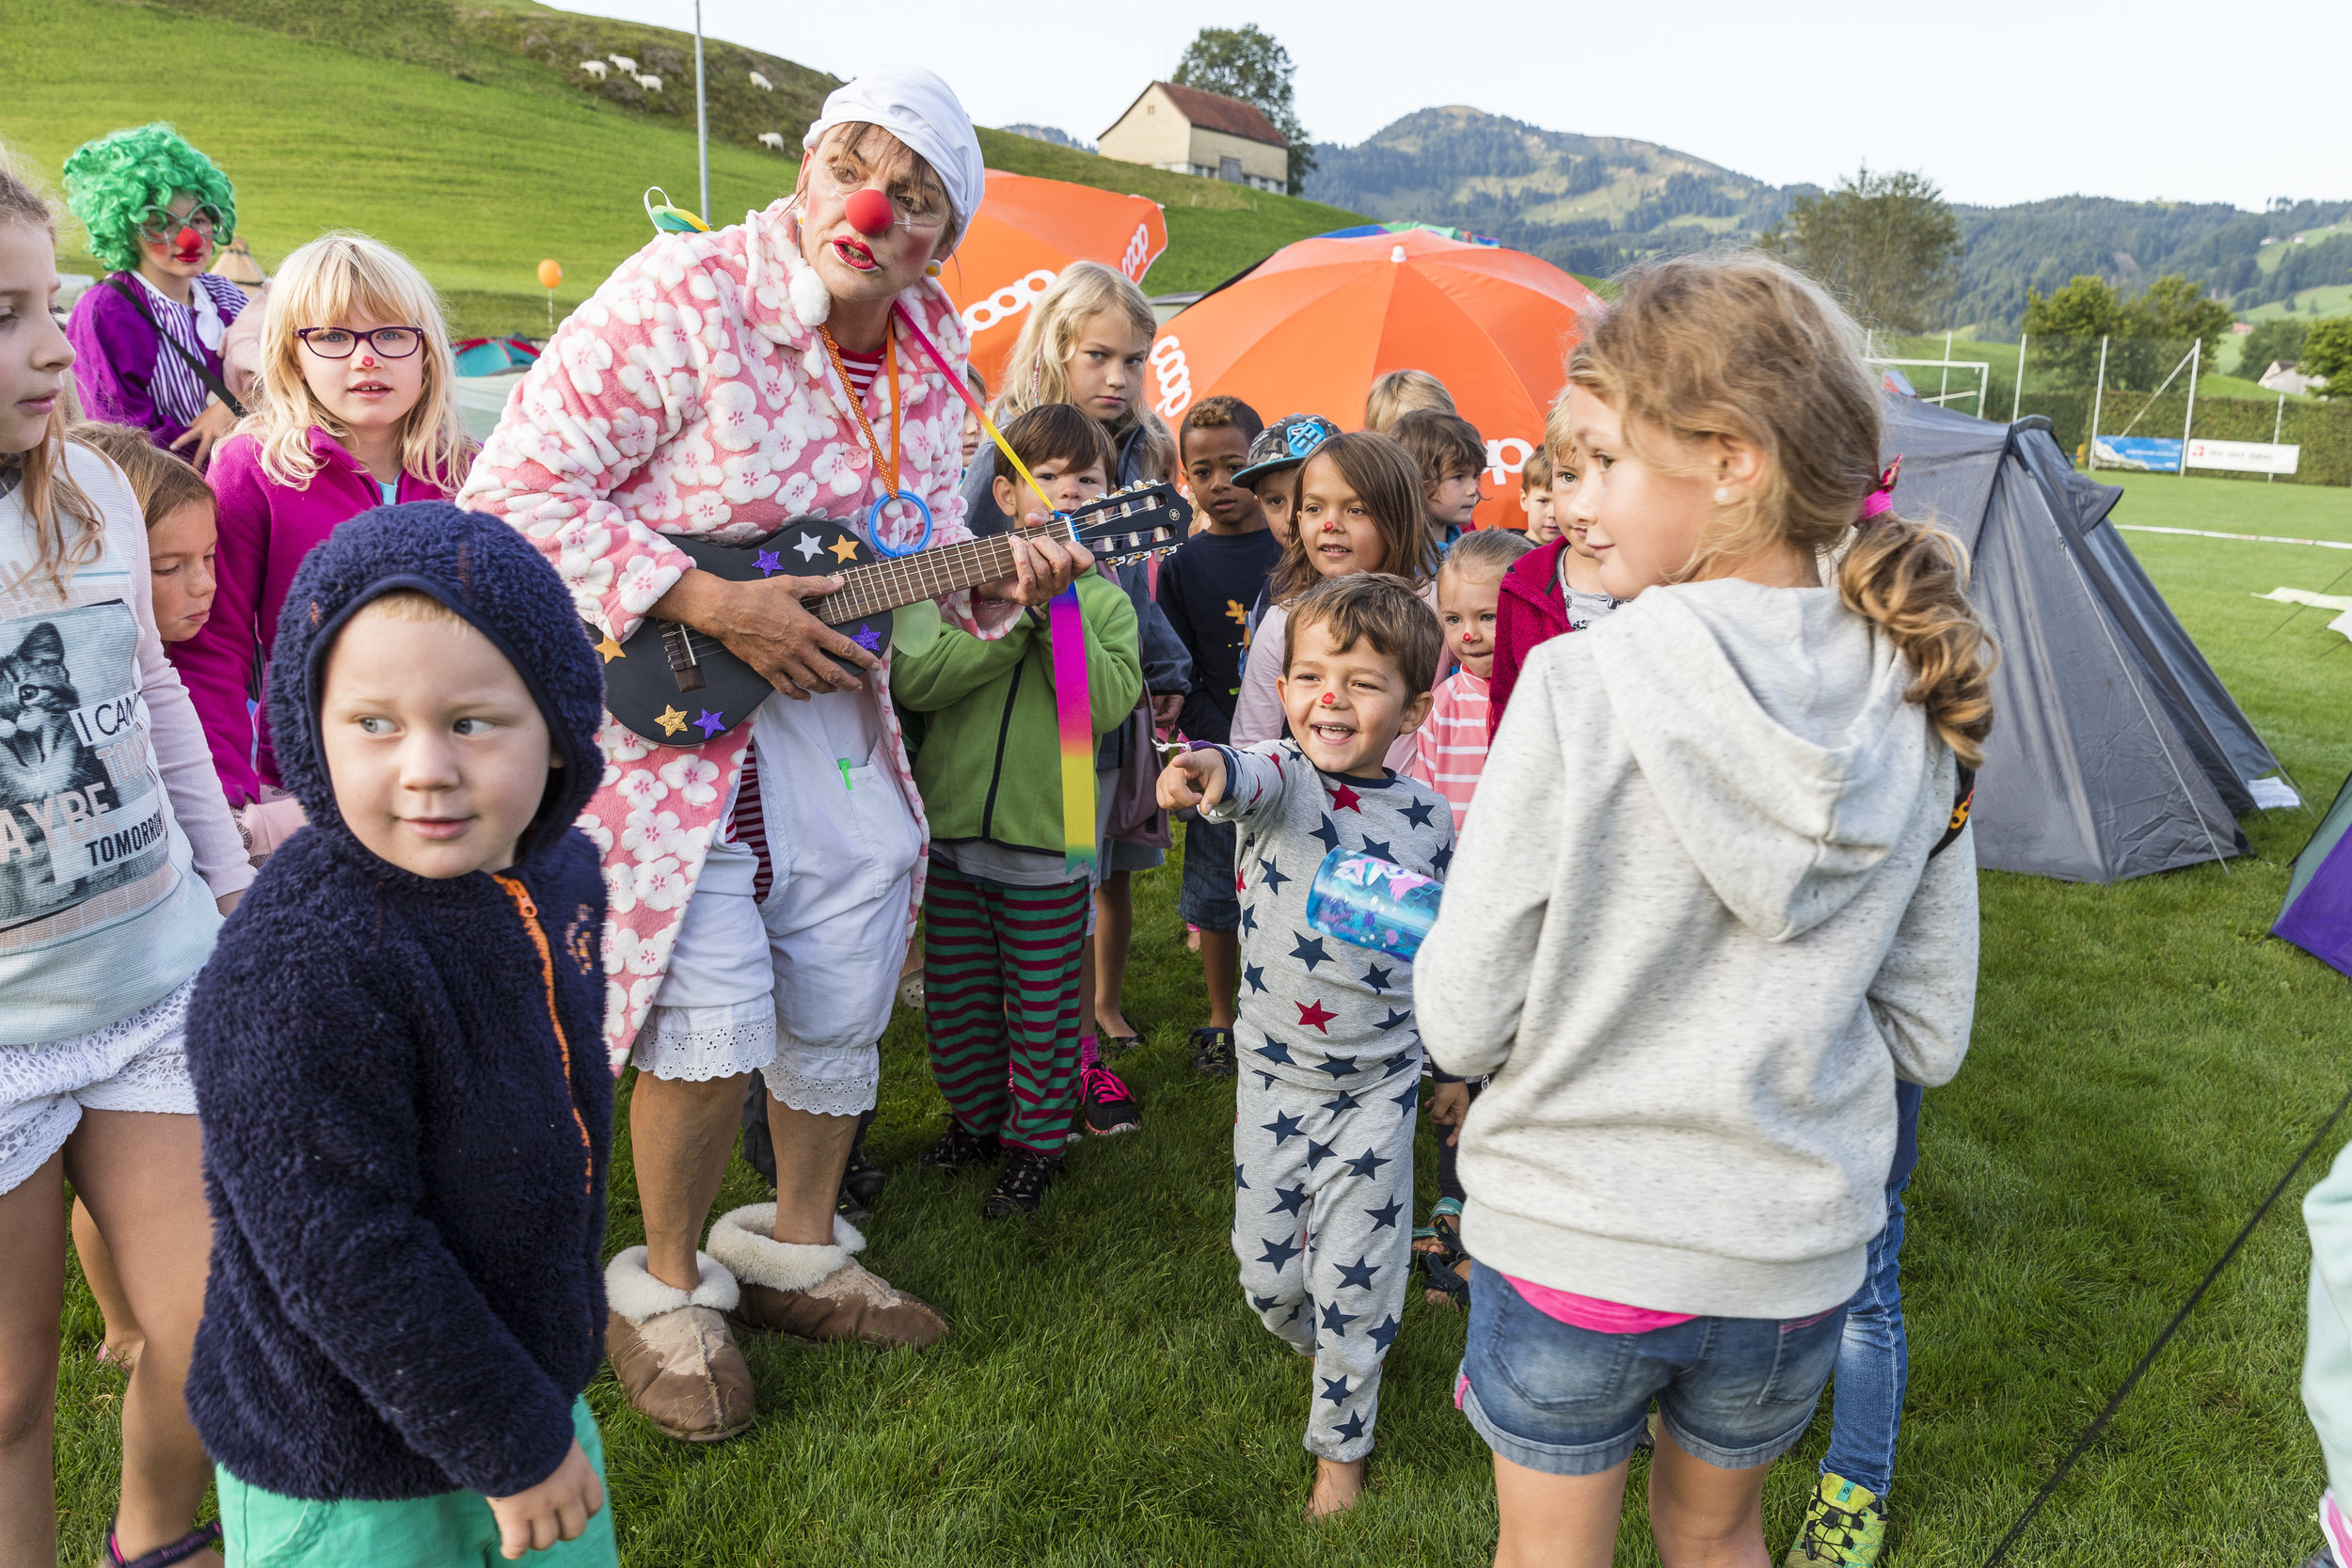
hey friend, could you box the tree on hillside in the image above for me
[1759,166,1961,333]
[1173,25,1314,196]
[2021,274,2234,389]
[2304,317,2352,398]
[2132,276,2235,371]
[2236,317,2308,379]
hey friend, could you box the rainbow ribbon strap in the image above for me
[893,304,1096,877]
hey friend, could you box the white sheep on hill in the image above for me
[608,54,636,71]
[756,133,787,150]
[579,59,608,80]
[634,73,662,92]
[748,71,772,91]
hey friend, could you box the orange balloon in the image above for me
[537,259,563,291]
[1143,230,1604,532]
[936,173,1167,388]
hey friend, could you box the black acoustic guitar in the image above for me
[596,482,1192,745]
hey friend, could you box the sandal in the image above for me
[1097,1032,1144,1060]
[1418,1203,1471,1307]
[1191,1026,1236,1077]
[105,1519,221,1568]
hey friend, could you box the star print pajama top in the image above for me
[1200,739,1454,1461]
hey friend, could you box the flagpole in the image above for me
[693,0,709,222]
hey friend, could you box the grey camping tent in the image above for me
[1879,396,2276,881]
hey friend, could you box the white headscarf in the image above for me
[802,66,986,239]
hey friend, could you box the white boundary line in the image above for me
[2118,524,2352,551]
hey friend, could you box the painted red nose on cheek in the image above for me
[843,188,895,236]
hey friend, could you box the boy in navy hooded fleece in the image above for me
[185,502,617,1563]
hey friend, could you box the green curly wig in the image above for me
[62,123,237,275]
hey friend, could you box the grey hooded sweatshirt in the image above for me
[1417,578,1978,1320]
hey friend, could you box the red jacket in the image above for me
[1489,537,1573,742]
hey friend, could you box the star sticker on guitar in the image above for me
[754,548,783,577]
[828,536,861,564]
[593,634,624,662]
[693,708,727,738]
[794,531,823,562]
[656,705,689,736]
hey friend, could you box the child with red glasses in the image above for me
[167,233,467,850]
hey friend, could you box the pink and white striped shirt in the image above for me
[1409,667,1492,832]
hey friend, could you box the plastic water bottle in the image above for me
[1305,847,1442,959]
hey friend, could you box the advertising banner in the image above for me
[2092,436,2184,472]
[2185,438,2302,475]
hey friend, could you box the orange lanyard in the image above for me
[818,319,900,499]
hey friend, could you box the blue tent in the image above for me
[453,336,539,376]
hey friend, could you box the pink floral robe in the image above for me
[458,198,1016,1069]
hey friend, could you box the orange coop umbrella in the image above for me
[1144,229,1604,532]
[943,171,1168,389]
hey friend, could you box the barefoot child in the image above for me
[1418,252,1987,1568]
[0,155,255,1568]
[897,405,1143,1199]
[1487,394,1620,737]
[185,504,616,1564]
[1159,395,1279,1078]
[1157,573,1452,1518]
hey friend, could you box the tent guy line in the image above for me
[2118,525,2352,552]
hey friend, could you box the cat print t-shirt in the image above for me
[0,446,250,1043]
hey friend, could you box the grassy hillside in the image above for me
[1,0,1358,335]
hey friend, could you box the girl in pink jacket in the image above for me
[167,234,466,812]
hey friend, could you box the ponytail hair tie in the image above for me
[1856,455,1902,528]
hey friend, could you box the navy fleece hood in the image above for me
[266,501,603,865]
[186,502,614,1503]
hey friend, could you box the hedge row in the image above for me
[2011,389,2351,487]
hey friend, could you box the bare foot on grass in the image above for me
[1308,1455,1366,1519]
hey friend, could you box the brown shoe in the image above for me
[603,1248,755,1441]
[707,1204,950,1349]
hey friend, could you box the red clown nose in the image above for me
[172,227,206,259]
[843,188,895,236]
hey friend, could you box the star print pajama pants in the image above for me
[1232,1060,1419,1463]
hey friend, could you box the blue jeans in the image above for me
[1820,1080,1923,1498]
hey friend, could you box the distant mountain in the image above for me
[1307,106,2352,334]
[1002,123,1096,153]
[1304,106,1803,277]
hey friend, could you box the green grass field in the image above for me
[39,474,2352,1564]
[0,0,1359,338]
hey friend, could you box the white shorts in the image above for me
[0,977,199,1196]
[634,689,920,1117]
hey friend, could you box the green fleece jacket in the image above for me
[892,570,1142,859]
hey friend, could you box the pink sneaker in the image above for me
[1078,1037,1140,1137]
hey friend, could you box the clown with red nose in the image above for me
[63,123,251,467]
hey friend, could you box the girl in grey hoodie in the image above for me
[1417,252,1992,1568]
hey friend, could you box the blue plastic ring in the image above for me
[866,490,933,559]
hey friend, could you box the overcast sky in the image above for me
[549,0,2340,212]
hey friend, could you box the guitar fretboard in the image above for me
[813,521,1069,625]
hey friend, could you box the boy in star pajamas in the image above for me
[1157,573,1451,1513]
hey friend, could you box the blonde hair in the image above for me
[990,261,1173,482]
[1439,526,1534,586]
[0,149,104,595]
[1569,251,1993,767]
[244,232,467,489]
[1363,369,1454,434]
[69,420,214,528]
[353,587,462,627]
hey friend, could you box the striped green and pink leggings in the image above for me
[922,866,1089,1155]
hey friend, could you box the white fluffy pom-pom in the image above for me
[788,265,831,327]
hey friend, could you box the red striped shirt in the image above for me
[727,748,774,902]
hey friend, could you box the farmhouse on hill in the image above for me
[1099,83,1287,192]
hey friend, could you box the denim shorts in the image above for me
[1177,816,1240,931]
[1456,1260,1845,1476]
